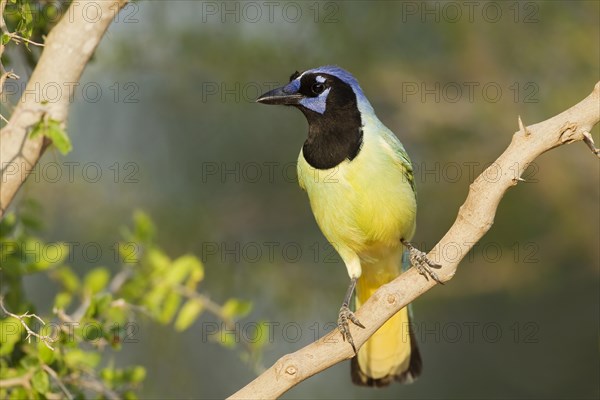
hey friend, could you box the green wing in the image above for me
[379,127,416,195]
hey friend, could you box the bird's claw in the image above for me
[402,239,444,284]
[338,304,365,353]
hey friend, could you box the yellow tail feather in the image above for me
[351,253,422,386]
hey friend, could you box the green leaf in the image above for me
[0,338,16,357]
[146,248,170,272]
[52,266,80,293]
[128,366,146,384]
[29,120,44,139]
[1,34,10,45]
[83,267,110,294]
[45,5,58,20]
[222,299,253,320]
[250,320,271,350]
[37,341,55,364]
[81,322,103,342]
[31,370,49,393]
[93,293,113,315]
[117,241,140,264]
[0,212,17,238]
[133,211,155,243]
[123,391,139,400]
[174,299,204,331]
[64,349,100,369]
[158,291,181,324]
[85,293,113,318]
[101,368,114,383]
[53,292,72,310]
[25,241,70,272]
[21,212,42,231]
[185,256,205,288]
[0,239,18,261]
[0,319,23,356]
[0,359,9,378]
[8,387,28,399]
[105,304,127,326]
[219,331,238,349]
[29,119,72,155]
[45,120,72,155]
[164,255,197,286]
[19,355,39,369]
[143,285,168,316]
[21,3,33,25]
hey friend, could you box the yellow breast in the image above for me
[297,125,416,264]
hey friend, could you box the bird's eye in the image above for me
[311,82,326,95]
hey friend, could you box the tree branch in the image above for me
[0,371,33,390]
[0,0,129,219]
[42,365,74,400]
[228,82,600,399]
[0,296,55,350]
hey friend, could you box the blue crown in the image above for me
[304,65,373,112]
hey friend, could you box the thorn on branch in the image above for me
[582,131,600,159]
[518,115,531,136]
[511,176,526,185]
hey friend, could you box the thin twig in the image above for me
[0,70,19,95]
[69,295,91,322]
[0,296,56,350]
[42,365,74,400]
[63,373,120,400]
[108,266,134,293]
[0,371,33,389]
[5,32,45,47]
[174,285,266,373]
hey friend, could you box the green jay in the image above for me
[257,66,441,386]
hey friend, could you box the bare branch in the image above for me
[42,365,74,400]
[228,82,600,399]
[3,32,46,48]
[0,0,129,219]
[0,296,55,350]
[0,370,33,389]
[0,0,8,35]
[63,373,120,400]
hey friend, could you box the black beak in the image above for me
[256,86,302,105]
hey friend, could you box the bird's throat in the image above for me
[301,105,364,170]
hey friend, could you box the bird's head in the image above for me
[257,66,373,169]
[256,65,373,119]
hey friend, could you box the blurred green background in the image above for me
[6,1,600,398]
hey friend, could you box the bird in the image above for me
[257,66,441,386]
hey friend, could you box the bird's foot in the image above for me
[338,304,365,353]
[402,239,444,284]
